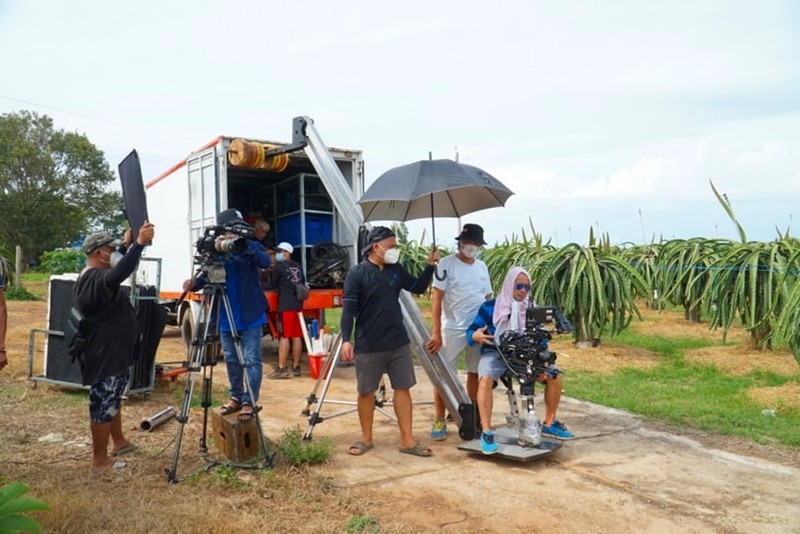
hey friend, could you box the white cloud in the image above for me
[1,0,799,246]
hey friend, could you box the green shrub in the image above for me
[0,480,49,533]
[5,286,39,301]
[40,249,85,274]
[275,426,334,466]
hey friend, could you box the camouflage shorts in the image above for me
[89,370,130,423]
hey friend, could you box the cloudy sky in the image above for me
[1,1,799,246]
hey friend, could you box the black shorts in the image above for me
[354,343,416,394]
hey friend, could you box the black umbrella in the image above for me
[359,159,513,243]
[358,158,514,278]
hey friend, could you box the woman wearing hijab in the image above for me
[466,266,574,455]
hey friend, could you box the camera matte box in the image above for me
[210,408,260,463]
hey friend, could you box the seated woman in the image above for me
[466,266,574,455]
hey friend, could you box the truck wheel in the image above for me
[180,310,195,354]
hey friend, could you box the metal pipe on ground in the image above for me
[139,406,178,432]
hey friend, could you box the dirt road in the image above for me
[5,298,799,532]
[264,357,800,533]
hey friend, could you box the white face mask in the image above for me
[381,246,400,264]
[461,243,480,259]
[109,251,123,269]
[99,249,122,268]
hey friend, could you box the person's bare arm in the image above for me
[425,287,445,353]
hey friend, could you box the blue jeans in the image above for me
[220,327,263,406]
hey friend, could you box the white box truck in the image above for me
[142,117,364,349]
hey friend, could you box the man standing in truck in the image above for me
[340,226,439,457]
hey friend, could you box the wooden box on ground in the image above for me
[210,409,260,463]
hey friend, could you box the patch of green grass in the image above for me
[323,308,341,334]
[10,272,52,300]
[346,515,379,534]
[567,360,800,448]
[275,426,334,466]
[26,388,87,410]
[607,329,717,359]
[0,383,27,397]
[208,465,251,490]
[5,285,39,301]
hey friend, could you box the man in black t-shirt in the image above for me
[74,221,155,469]
[340,226,439,457]
[268,242,306,378]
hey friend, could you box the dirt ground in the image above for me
[2,299,800,533]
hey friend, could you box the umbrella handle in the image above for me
[434,265,447,281]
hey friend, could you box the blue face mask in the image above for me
[276,253,285,263]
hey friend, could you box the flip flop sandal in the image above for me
[348,441,374,456]
[399,442,433,457]
[220,399,242,415]
[111,442,138,457]
[237,404,260,422]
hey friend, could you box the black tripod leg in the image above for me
[165,300,214,483]
[199,363,214,454]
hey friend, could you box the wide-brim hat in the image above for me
[455,223,487,245]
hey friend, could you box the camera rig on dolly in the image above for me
[458,305,574,461]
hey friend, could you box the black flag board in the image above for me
[118,150,150,244]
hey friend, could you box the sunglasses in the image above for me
[515,283,531,291]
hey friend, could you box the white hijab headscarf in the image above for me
[493,266,531,335]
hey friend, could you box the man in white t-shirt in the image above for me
[425,223,492,440]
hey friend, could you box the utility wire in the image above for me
[0,94,200,142]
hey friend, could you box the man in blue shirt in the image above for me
[184,209,271,423]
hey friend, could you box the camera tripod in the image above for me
[300,334,433,441]
[165,281,273,483]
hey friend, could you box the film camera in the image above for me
[194,211,257,283]
[496,306,573,384]
[495,305,573,447]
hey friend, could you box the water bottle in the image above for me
[310,319,319,339]
[761,408,777,417]
[518,414,541,446]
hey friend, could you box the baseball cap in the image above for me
[217,208,245,226]
[276,242,294,254]
[83,232,121,255]
[361,226,395,255]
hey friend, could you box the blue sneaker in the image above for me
[541,419,575,440]
[430,419,447,441]
[480,431,499,455]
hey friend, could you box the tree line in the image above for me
[4,109,799,364]
[0,110,125,267]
